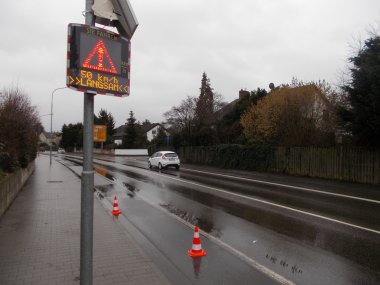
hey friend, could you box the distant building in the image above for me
[213,89,249,122]
[113,123,169,146]
[39,132,62,146]
[146,123,166,142]
[112,125,126,146]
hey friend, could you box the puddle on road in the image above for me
[75,160,380,284]
[94,166,116,181]
[123,182,140,197]
[98,163,152,183]
[160,203,222,238]
[94,166,142,199]
[95,184,113,194]
[90,163,380,276]
[158,183,380,280]
[123,182,139,193]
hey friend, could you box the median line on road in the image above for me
[86,161,295,285]
[183,168,380,205]
[87,158,380,236]
[152,172,380,236]
[67,157,380,235]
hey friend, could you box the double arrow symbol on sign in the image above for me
[69,76,80,85]
[69,76,128,93]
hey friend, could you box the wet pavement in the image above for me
[70,154,380,285]
[0,156,170,285]
[63,156,287,284]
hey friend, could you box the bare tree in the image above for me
[0,87,40,169]
[164,95,197,130]
[164,95,197,145]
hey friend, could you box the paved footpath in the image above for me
[0,155,170,285]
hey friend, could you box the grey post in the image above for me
[81,1,95,284]
[50,87,67,166]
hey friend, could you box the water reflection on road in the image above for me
[92,161,380,285]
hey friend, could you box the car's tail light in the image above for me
[162,155,167,160]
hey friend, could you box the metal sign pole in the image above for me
[81,1,95,284]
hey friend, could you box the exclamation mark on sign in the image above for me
[82,39,117,74]
[98,47,104,69]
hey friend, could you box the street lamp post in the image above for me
[50,87,67,165]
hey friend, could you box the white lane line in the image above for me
[91,159,380,235]
[151,171,380,236]
[183,168,380,205]
[91,165,295,285]
[144,194,296,285]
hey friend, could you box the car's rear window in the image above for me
[164,153,177,158]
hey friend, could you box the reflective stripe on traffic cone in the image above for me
[112,196,122,216]
[188,226,206,257]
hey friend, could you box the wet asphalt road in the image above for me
[61,154,380,285]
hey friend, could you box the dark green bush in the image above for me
[0,152,19,173]
[180,144,274,171]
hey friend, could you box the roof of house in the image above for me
[40,132,61,139]
[112,123,166,139]
[142,123,161,133]
[113,125,126,139]
[213,99,239,121]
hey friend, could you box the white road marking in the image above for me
[149,197,296,285]
[92,158,380,235]
[90,159,380,284]
[90,168,295,285]
[151,171,380,236]
[184,168,380,204]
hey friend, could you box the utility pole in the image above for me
[71,1,138,283]
[50,87,66,166]
[81,0,95,284]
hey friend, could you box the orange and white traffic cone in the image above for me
[188,226,206,257]
[112,196,122,216]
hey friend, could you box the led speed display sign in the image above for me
[67,24,131,97]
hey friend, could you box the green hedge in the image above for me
[179,144,274,170]
[0,169,6,182]
[179,145,380,184]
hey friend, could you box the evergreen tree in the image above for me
[61,123,83,151]
[122,111,137,148]
[151,127,168,147]
[94,109,115,145]
[135,124,148,148]
[193,72,219,146]
[217,88,267,144]
[339,36,380,146]
[195,72,214,124]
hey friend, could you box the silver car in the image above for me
[148,151,180,170]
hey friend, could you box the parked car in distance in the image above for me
[57,148,65,154]
[148,151,180,170]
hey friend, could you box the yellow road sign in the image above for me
[93,125,107,142]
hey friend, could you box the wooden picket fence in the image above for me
[179,146,380,185]
[269,147,380,184]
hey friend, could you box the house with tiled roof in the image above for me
[113,123,169,146]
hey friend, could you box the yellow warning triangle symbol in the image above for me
[82,39,117,74]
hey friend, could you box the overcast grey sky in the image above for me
[0,0,379,132]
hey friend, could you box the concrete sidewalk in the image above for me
[0,156,170,285]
